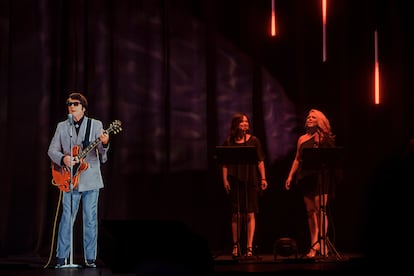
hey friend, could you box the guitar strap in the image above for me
[82,118,93,149]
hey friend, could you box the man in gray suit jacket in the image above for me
[48,92,110,268]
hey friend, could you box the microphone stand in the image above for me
[61,116,82,269]
[233,130,247,260]
[243,131,247,258]
[241,130,254,260]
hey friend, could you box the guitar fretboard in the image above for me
[75,120,122,160]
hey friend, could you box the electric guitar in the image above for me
[51,119,122,192]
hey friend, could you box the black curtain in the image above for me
[0,0,412,260]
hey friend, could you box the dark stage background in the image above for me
[0,0,412,264]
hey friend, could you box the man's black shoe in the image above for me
[55,258,66,269]
[85,259,96,268]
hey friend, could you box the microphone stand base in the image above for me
[55,263,83,269]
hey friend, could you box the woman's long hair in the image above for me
[306,109,335,142]
[225,112,250,143]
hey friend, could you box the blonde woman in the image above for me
[285,109,336,258]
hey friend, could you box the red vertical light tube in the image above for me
[374,30,380,104]
[271,0,276,36]
[322,0,327,62]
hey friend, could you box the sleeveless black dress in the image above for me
[296,136,338,198]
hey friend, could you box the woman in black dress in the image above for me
[285,109,336,258]
[222,112,268,257]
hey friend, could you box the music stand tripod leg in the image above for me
[326,237,343,260]
[318,196,342,260]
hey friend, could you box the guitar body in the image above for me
[51,119,122,192]
[51,163,79,192]
[72,144,89,173]
[51,146,88,192]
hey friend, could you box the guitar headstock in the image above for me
[107,120,123,134]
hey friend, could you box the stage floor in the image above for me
[213,253,367,274]
[0,252,369,275]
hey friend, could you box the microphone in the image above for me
[68,114,74,125]
[307,125,318,134]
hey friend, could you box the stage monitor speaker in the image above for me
[99,219,214,274]
[274,237,298,260]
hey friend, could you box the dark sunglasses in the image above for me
[66,101,81,107]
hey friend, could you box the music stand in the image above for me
[215,146,258,260]
[215,146,257,165]
[301,147,344,260]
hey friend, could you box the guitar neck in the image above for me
[74,120,121,160]
[77,138,102,160]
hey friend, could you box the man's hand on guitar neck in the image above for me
[100,129,109,145]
